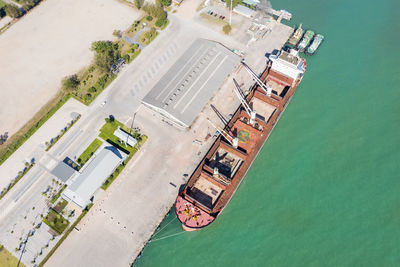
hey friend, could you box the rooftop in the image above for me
[142,39,241,128]
[113,127,137,147]
[51,161,77,183]
[62,146,127,208]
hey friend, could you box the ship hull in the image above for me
[176,51,306,231]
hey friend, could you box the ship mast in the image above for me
[232,78,257,125]
[207,118,238,148]
[241,60,272,96]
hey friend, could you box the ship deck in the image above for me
[250,98,277,122]
[266,79,287,96]
[207,147,243,179]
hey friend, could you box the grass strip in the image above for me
[42,210,70,235]
[0,163,34,200]
[46,114,81,151]
[50,184,67,204]
[0,93,70,166]
[76,139,103,169]
[38,204,93,267]
[0,244,26,267]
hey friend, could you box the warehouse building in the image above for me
[142,39,241,129]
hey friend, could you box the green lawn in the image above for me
[50,184,67,204]
[43,210,69,235]
[137,28,158,46]
[53,199,68,213]
[0,245,25,267]
[0,0,6,9]
[76,138,103,169]
[99,118,140,154]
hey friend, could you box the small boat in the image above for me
[297,30,315,51]
[306,34,324,55]
[288,24,304,47]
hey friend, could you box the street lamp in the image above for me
[229,0,233,25]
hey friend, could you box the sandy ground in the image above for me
[0,0,139,137]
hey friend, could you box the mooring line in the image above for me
[150,231,186,242]
[152,216,176,238]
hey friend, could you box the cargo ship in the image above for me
[175,49,306,231]
[306,34,324,55]
[288,24,304,47]
[297,30,314,51]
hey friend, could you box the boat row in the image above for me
[288,24,324,55]
[175,49,307,231]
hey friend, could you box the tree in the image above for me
[143,4,167,20]
[4,4,23,18]
[91,41,120,73]
[62,75,80,91]
[112,30,122,38]
[159,0,171,7]
[223,24,232,35]
[133,0,144,9]
[225,0,242,9]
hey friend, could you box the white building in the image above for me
[62,146,127,209]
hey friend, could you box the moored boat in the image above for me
[306,34,324,55]
[288,24,304,47]
[175,49,307,231]
[297,30,315,51]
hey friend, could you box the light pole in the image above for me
[229,0,233,25]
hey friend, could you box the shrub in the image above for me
[4,4,23,18]
[62,75,80,91]
[113,30,122,38]
[133,0,144,9]
[223,24,232,35]
[146,15,153,21]
[155,18,167,28]
[88,87,97,93]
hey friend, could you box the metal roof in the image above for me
[51,161,77,183]
[142,39,241,128]
[62,146,127,208]
[113,127,137,147]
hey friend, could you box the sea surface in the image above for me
[134,0,400,266]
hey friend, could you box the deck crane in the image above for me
[207,118,238,148]
[232,78,257,126]
[241,60,273,96]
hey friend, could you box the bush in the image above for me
[112,30,122,38]
[62,75,80,91]
[155,18,167,28]
[146,15,153,21]
[223,24,232,35]
[88,86,97,93]
[158,0,171,6]
[91,41,120,73]
[133,0,144,9]
[143,4,167,20]
[5,4,23,18]
[122,54,130,63]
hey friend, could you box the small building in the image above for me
[51,160,77,183]
[233,5,255,18]
[113,126,137,147]
[62,146,127,209]
[142,39,241,129]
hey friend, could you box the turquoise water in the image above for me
[134,0,400,266]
